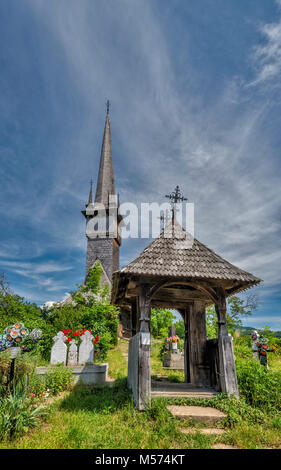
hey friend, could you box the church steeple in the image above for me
[82,102,121,286]
[94,102,115,207]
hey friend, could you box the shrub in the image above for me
[45,365,74,396]
[0,350,10,386]
[0,350,37,391]
[233,335,252,360]
[94,330,113,361]
[28,374,47,398]
[236,356,281,412]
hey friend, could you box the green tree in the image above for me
[150,309,176,339]
[228,294,258,329]
[0,273,46,335]
[206,294,258,339]
[206,305,218,339]
[174,319,185,340]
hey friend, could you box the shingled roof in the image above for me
[119,221,261,284]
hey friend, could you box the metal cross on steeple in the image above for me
[165,185,187,222]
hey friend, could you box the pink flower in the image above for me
[31,393,35,398]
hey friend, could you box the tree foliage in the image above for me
[0,273,46,335]
[45,262,119,360]
[206,294,259,339]
[150,309,176,339]
[174,320,185,340]
[0,266,119,361]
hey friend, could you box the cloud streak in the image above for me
[248,0,281,87]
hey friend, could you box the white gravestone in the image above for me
[50,331,67,365]
[67,339,78,366]
[78,331,94,364]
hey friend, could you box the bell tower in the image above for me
[82,103,122,286]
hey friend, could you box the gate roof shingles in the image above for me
[119,221,261,285]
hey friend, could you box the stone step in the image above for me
[167,405,227,424]
[152,391,217,398]
[180,428,225,435]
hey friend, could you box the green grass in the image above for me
[150,341,185,382]
[107,339,128,379]
[1,338,281,449]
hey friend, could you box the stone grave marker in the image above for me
[78,330,94,364]
[68,339,78,366]
[50,331,67,365]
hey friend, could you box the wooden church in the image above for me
[83,105,261,409]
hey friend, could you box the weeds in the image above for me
[0,381,48,440]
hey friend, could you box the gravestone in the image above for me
[50,331,67,365]
[68,339,78,366]
[78,330,94,364]
[163,350,184,370]
[163,327,184,370]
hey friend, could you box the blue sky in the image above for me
[0,0,281,330]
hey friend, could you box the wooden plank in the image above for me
[215,288,239,398]
[138,335,151,410]
[137,285,151,410]
[127,333,139,399]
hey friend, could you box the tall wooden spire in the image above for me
[94,106,115,207]
[82,102,121,286]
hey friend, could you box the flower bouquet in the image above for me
[5,323,29,346]
[29,328,42,342]
[165,335,181,344]
[61,329,101,344]
[165,335,181,351]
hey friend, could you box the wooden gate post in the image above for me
[136,283,151,409]
[215,288,239,398]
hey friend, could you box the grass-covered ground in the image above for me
[1,339,281,449]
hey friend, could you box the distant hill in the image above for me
[239,326,281,338]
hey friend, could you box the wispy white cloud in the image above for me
[248,0,281,87]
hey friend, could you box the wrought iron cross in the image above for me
[165,185,187,221]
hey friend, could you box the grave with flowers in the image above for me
[36,328,108,385]
[162,326,184,370]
